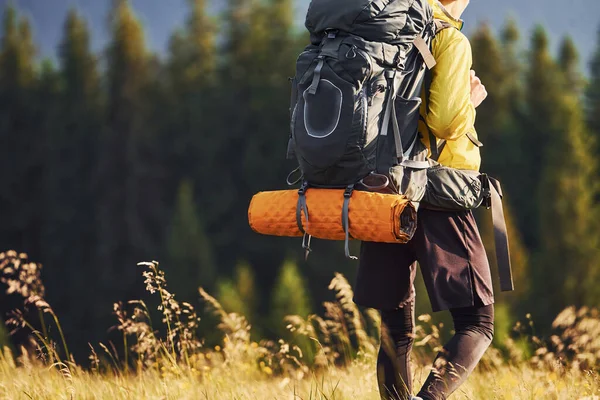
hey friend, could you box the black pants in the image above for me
[377,302,494,400]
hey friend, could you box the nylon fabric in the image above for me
[489,180,514,292]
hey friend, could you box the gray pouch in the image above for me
[422,163,485,210]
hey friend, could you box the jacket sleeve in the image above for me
[425,30,476,141]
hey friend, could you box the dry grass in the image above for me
[0,350,598,399]
[0,251,599,400]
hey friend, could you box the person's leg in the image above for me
[416,303,494,400]
[353,241,418,400]
[378,301,416,400]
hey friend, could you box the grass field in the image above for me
[0,349,598,400]
[1,252,599,400]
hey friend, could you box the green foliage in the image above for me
[167,180,216,299]
[559,36,583,93]
[538,96,600,314]
[587,28,600,148]
[216,262,257,320]
[270,261,311,337]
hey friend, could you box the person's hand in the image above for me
[470,70,487,108]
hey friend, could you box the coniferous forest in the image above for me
[1,0,600,365]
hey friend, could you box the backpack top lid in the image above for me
[305,0,433,45]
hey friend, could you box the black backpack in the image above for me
[287,0,442,184]
[286,0,440,254]
[283,1,515,293]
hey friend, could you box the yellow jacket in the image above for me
[419,0,482,171]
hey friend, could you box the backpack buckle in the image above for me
[343,185,354,198]
[325,29,338,39]
[298,181,309,196]
[480,174,492,209]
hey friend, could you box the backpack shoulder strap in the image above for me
[434,19,455,33]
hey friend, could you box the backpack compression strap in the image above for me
[380,69,430,169]
[482,175,515,292]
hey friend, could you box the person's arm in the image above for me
[425,31,477,141]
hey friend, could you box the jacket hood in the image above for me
[428,0,464,30]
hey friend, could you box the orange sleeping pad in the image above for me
[248,189,417,244]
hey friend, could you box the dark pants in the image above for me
[353,208,496,399]
[353,208,494,312]
[378,301,494,400]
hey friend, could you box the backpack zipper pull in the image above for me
[345,45,357,59]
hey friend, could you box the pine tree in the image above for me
[528,28,600,322]
[471,23,531,321]
[0,5,43,352]
[208,0,298,287]
[97,0,155,304]
[471,23,510,174]
[166,180,216,299]
[216,262,257,323]
[165,0,222,247]
[521,26,564,252]
[537,95,600,319]
[0,6,39,255]
[270,260,311,337]
[587,27,600,150]
[40,10,103,352]
[558,36,584,95]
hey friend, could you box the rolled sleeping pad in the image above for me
[248,189,417,243]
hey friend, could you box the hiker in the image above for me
[353,0,494,399]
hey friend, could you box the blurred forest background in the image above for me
[0,0,600,363]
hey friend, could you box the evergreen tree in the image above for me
[165,0,222,252]
[558,36,584,95]
[211,0,301,303]
[521,26,564,252]
[96,0,156,305]
[529,28,600,322]
[537,94,600,319]
[269,260,311,337]
[166,180,216,299]
[587,27,600,150]
[0,6,39,255]
[0,6,42,351]
[471,23,511,174]
[215,262,258,328]
[40,10,103,354]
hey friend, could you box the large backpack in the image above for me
[283,1,515,292]
[286,0,440,255]
[287,0,439,195]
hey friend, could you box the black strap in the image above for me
[308,58,324,95]
[342,185,357,260]
[320,35,344,59]
[482,175,514,292]
[423,68,445,161]
[296,182,309,234]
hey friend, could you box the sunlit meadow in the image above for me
[0,251,598,400]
